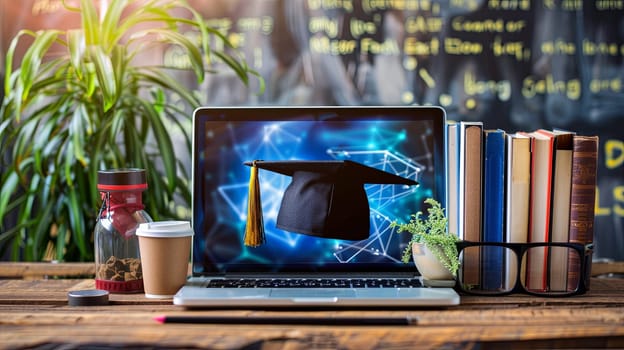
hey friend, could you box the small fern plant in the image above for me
[391,198,460,277]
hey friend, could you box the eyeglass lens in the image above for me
[457,245,582,295]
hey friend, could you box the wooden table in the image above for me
[1,262,624,350]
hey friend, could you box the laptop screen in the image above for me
[192,106,446,275]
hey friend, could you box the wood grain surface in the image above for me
[1,263,623,350]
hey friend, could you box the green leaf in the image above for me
[71,106,88,167]
[185,3,212,62]
[67,187,88,259]
[247,68,266,96]
[31,175,56,259]
[62,0,80,12]
[164,107,192,152]
[0,118,12,141]
[136,98,176,195]
[4,30,29,93]
[118,2,183,37]
[174,173,192,209]
[19,30,61,102]
[0,172,19,224]
[84,61,97,97]
[33,200,54,261]
[88,158,101,210]
[101,0,128,48]
[0,219,35,245]
[13,141,36,187]
[80,0,100,45]
[111,45,127,102]
[42,133,64,168]
[19,173,43,260]
[145,28,205,82]
[64,138,76,188]
[88,45,118,111]
[122,115,141,167]
[136,67,200,106]
[213,51,250,85]
[67,29,84,76]
[56,223,68,261]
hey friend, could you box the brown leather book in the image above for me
[567,135,598,291]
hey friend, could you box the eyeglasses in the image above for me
[454,241,593,297]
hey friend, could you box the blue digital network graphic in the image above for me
[202,120,433,266]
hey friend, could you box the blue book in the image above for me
[482,129,506,290]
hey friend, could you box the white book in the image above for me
[504,133,531,289]
[549,131,574,291]
[446,121,459,237]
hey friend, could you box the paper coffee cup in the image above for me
[136,221,193,299]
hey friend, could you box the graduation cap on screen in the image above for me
[243,160,418,247]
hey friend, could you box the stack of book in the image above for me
[447,121,598,292]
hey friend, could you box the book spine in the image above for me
[504,134,531,289]
[549,132,574,291]
[505,135,531,244]
[567,135,598,291]
[482,130,505,290]
[460,123,483,287]
[464,125,483,243]
[526,131,555,291]
[483,130,506,242]
[447,122,459,237]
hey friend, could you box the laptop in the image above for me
[173,106,460,307]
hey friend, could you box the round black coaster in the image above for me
[67,289,109,306]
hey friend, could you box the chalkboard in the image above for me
[1,0,623,261]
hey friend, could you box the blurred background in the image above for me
[1,0,622,262]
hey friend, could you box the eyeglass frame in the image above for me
[454,241,594,297]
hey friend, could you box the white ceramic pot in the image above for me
[412,242,455,282]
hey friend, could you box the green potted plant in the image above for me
[391,198,460,285]
[0,0,261,261]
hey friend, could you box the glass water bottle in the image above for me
[94,169,152,293]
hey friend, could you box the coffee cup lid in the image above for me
[136,221,194,238]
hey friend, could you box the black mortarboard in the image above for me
[243,160,418,247]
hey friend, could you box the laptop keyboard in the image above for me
[205,278,423,288]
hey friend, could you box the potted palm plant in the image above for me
[392,198,460,286]
[0,0,261,261]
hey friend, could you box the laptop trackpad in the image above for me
[269,288,356,300]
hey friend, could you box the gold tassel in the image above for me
[244,161,265,247]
